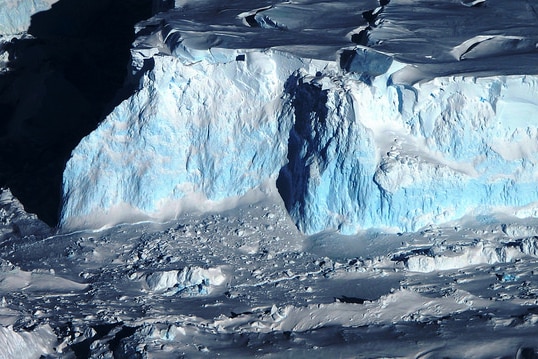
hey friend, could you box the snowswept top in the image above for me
[134,0,378,63]
[371,0,538,81]
[133,0,538,81]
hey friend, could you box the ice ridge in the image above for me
[60,2,538,234]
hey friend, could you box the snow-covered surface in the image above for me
[62,0,538,234]
[370,0,538,80]
[4,0,538,357]
[5,188,538,357]
[0,0,58,35]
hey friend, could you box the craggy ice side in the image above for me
[61,0,538,234]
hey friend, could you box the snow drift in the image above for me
[61,0,538,234]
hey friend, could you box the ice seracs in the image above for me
[61,0,538,234]
[143,266,227,296]
[0,188,50,241]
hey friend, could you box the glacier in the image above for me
[61,0,538,234]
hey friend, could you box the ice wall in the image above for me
[277,73,380,234]
[61,40,538,233]
[61,49,314,229]
[276,62,538,234]
[60,1,538,234]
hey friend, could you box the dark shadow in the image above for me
[336,296,366,304]
[276,76,328,224]
[0,0,152,226]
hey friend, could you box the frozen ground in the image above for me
[3,187,538,357]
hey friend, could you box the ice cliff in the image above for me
[61,0,538,234]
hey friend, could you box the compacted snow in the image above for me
[2,0,538,357]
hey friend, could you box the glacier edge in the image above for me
[60,40,538,234]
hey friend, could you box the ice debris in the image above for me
[144,267,226,296]
[397,237,538,273]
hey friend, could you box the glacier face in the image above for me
[61,50,311,228]
[278,69,538,234]
[61,0,538,234]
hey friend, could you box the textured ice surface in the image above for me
[0,188,51,241]
[0,0,58,35]
[61,0,538,234]
[144,266,226,296]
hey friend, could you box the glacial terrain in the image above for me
[1,0,538,357]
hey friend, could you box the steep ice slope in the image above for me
[280,69,538,233]
[0,0,58,35]
[61,0,538,234]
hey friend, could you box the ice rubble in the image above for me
[400,236,538,273]
[143,266,226,296]
[61,1,538,234]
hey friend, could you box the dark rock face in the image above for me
[0,0,152,225]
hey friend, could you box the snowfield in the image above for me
[2,0,538,357]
